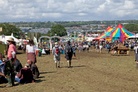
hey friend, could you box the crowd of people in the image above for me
[0,37,77,87]
[0,37,138,87]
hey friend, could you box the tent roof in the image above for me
[110,24,134,42]
[0,35,20,44]
[94,26,114,40]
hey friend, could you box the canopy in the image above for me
[0,35,20,44]
[94,26,114,40]
[110,24,134,42]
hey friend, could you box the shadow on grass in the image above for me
[0,83,19,88]
[72,65,86,68]
[16,51,24,54]
[35,79,46,83]
[40,71,57,74]
[0,85,6,88]
[60,65,86,68]
[38,76,45,78]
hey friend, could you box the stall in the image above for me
[111,43,129,55]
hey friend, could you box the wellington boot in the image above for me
[55,63,57,68]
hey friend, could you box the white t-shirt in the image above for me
[134,46,138,53]
[26,45,37,53]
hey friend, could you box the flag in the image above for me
[33,36,38,48]
[0,27,2,32]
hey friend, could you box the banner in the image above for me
[0,27,2,32]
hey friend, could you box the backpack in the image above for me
[107,44,111,49]
[55,47,60,54]
[66,45,73,54]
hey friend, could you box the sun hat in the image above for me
[7,37,14,42]
[55,42,58,45]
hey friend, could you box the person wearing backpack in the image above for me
[52,42,61,68]
[134,44,138,68]
[65,41,73,68]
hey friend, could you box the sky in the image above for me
[0,0,138,22]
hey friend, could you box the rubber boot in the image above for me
[6,76,13,87]
[136,62,138,68]
[69,61,71,68]
[57,61,60,68]
[67,60,70,68]
[55,63,57,68]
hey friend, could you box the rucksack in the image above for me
[55,47,60,54]
[66,45,73,53]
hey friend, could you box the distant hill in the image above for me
[8,20,138,28]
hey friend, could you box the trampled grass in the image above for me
[0,44,6,55]
[0,48,138,92]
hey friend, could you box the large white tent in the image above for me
[0,34,20,44]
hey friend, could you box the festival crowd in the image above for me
[0,37,137,87]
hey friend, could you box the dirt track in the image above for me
[0,49,138,92]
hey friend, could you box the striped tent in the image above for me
[110,24,134,42]
[95,26,114,40]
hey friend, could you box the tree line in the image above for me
[0,21,138,39]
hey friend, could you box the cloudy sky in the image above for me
[0,0,138,22]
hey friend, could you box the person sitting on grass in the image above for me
[27,60,40,79]
[0,54,8,84]
[15,63,34,84]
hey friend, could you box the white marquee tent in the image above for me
[0,34,20,44]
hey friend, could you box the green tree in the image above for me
[27,32,41,40]
[124,24,138,33]
[47,24,67,37]
[0,23,22,38]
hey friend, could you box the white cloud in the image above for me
[0,0,138,22]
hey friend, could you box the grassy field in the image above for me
[0,48,138,92]
[0,44,6,55]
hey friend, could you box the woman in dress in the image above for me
[26,39,37,63]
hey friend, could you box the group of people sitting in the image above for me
[0,37,41,87]
[0,53,40,86]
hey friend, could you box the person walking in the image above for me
[52,42,61,68]
[134,44,138,68]
[26,39,37,63]
[65,41,73,68]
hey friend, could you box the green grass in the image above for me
[0,48,137,92]
[0,44,6,55]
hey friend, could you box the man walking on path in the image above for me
[52,42,61,68]
[65,41,73,68]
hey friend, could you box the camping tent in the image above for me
[110,24,134,42]
[94,26,114,40]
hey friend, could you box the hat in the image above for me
[55,42,58,45]
[0,60,4,66]
[7,37,14,42]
